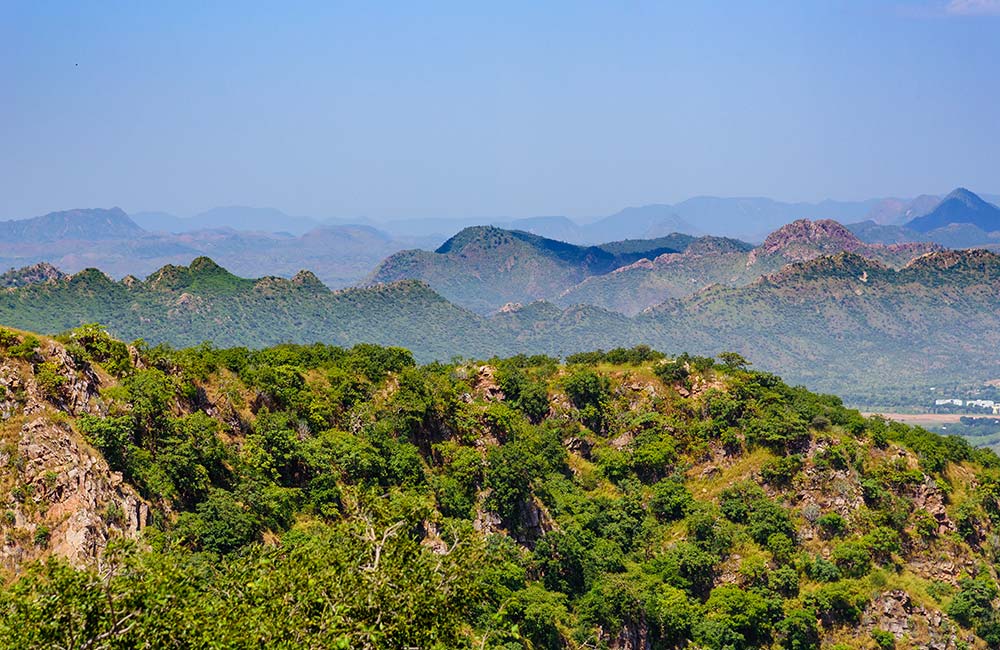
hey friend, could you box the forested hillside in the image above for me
[3,250,1000,409]
[1,328,999,648]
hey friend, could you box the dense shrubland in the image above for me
[1,327,999,649]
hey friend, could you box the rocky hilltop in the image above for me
[746,218,939,269]
[561,219,940,315]
[0,262,66,288]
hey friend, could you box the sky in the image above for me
[2,1,999,221]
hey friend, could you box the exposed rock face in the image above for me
[1,336,149,570]
[471,365,504,402]
[2,418,149,570]
[858,590,976,650]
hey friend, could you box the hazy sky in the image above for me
[2,1,999,220]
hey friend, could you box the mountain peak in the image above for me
[291,269,327,290]
[906,188,1000,233]
[0,207,145,243]
[146,257,250,294]
[434,226,511,254]
[944,187,981,203]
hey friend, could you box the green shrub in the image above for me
[761,454,804,486]
[833,540,872,578]
[871,628,895,649]
[912,509,938,539]
[806,556,842,582]
[34,362,67,400]
[947,573,1000,645]
[778,607,820,650]
[9,335,41,360]
[805,581,868,625]
[33,525,50,548]
[816,512,846,538]
[0,327,19,348]
[650,478,693,522]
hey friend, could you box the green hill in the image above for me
[1,330,998,648]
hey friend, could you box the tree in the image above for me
[718,351,751,371]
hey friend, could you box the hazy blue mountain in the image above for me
[916,223,1000,249]
[0,207,433,288]
[131,210,190,233]
[133,206,324,235]
[189,206,322,235]
[501,215,582,241]
[861,194,940,225]
[0,207,145,242]
[366,226,690,313]
[906,188,1000,233]
[845,221,924,245]
[578,205,698,244]
[665,196,879,240]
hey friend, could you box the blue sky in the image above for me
[2,1,998,220]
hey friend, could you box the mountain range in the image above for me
[366,227,715,313]
[4,245,1000,407]
[370,220,939,315]
[0,208,440,289]
[4,188,999,291]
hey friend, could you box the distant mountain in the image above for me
[131,210,190,233]
[661,196,880,240]
[577,206,698,244]
[370,210,698,244]
[557,236,751,315]
[366,226,691,313]
[5,251,1000,406]
[188,206,322,235]
[501,215,581,241]
[906,188,1000,233]
[860,194,940,226]
[845,221,923,245]
[0,208,144,242]
[132,206,324,235]
[0,208,431,289]
[746,219,936,270]
[558,220,938,315]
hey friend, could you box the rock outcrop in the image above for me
[2,418,149,569]
[1,334,149,570]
